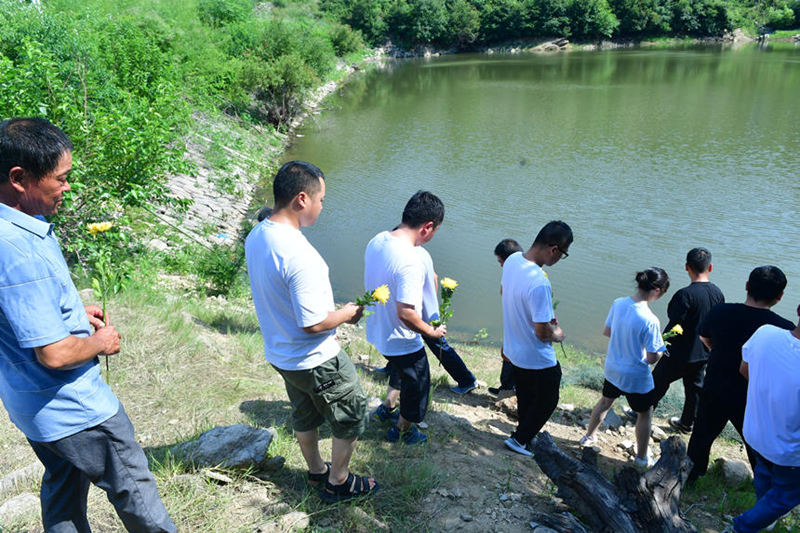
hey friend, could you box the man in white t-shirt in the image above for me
[417,245,477,394]
[365,191,447,445]
[245,161,377,503]
[501,220,573,456]
[729,306,800,533]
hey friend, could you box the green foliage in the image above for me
[0,2,190,263]
[320,0,733,45]
[198,0,253,26]
[195,243,246,296]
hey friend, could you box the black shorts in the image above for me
[602,379,655,413]
[385,347,430,423]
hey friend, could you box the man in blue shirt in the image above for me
[0,118,175,532]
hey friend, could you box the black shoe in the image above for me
[488,386,514,396]
[668,417,692,433]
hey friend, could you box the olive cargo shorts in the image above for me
[273,350,367,439]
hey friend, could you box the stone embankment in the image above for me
[159,59,372,248]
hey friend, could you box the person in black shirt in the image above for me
[687,265,794,483]
[651,248,725,433]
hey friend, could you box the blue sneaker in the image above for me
[386,425,400,442]
[401,425,428,445]
[450,381,478,395]
[372,404,400,424]
[386,425,428,445]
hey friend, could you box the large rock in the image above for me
[173,424,276,469]
[602,409,624,430]
[715,457,752,486]
[494,396,518,419]
[0,463,44,500]
[0,492,39,524]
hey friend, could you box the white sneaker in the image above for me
[579,435,597,447]
[633,456,655,469]
[504,437,534,457]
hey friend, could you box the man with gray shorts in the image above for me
[245,161,377,503]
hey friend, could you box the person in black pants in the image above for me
[687,266,795,482]
[500,222,572,456]
[489,239,524,396]
[651,248,725,433]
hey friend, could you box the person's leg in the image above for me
[634,408,653,460]
[687,391,731,480]
[395,348,430,431]
[510,365,533,444]
[679,361,706,427]
[329,436,357,485]
[651,355,681,411]
[499,360,515,390]
[584,396,616,440]
[734,456,800,533]
[423,335,475,388]
[49,406,176,533]
[729,400,758,472]
[295,429,326,476]
[512,363,561,444]
[28,438,92,533]
[379,357,400,409]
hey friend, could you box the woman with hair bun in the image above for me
[579,268,670,468]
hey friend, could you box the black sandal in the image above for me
[319,472,379,503]
[307,462,331,486]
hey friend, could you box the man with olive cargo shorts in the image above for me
[245,161,378,503]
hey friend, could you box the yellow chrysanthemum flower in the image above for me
[372,284,390,304]
[87,221,113,235]
[671,324,684,335]
[440,277,459,290]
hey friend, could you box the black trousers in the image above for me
[652,356,707,426]
[687,389,757,479]
[511,362,561,444]
[385,347,430,423]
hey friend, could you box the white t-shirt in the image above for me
[417,246,439,322]
[245,220,339,370]
[501,252,557,369]
[743,324,800,467]
[603,297,665,394]
[364,231,425,356]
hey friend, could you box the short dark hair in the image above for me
[272,161,323,209]
[0,118,73,183]
[747,266,787,302]
[401,190,444,228]
[256,206,273,222]
[494,239,523,261]
[635,267,670,293]
[686,247,712,273]
[533,220,573,249]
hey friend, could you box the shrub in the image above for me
[388,0,451,46]
[447,0,482,47]
[195,243,246,295]
[567,0,620,38]
[198,0,253,26]
[330,23,365,55]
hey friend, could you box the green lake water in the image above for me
[280,44,800,352]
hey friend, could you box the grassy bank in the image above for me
[2,266,793,531]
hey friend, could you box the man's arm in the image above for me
[35,326,120,370]
[397,302,446,338]
[302,303,363,334]
[534,320,565,343]
[646,351,664,364]
[739,361,749,380]
[699,335,712,351]
[602,325,611,337]
[665,291,690,332]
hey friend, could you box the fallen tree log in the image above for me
[530,432,696,533]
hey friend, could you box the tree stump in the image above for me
[530,432,696,533]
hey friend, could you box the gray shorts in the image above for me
[273,350,367,439]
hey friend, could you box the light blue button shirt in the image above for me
[0,203,118,442]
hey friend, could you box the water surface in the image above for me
[281,44,800,352]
